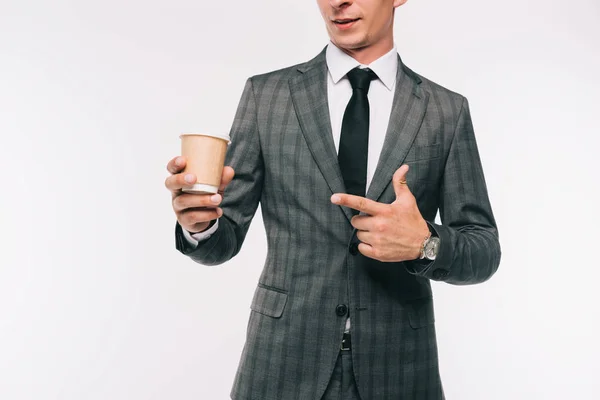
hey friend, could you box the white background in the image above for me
[1,0,599,399]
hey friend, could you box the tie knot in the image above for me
[346,67,378,91]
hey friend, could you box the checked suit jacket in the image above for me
[175,47,501,400]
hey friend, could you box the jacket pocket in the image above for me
[407,296,435,329]
[250,283,289,318]
[404,143,441,162]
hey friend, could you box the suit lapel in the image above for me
[366,58,429,203]
[289,49,355,223]
[289,51,429,224]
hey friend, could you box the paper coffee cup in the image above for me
[179,132,231,194]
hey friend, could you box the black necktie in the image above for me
[338,67,378,209]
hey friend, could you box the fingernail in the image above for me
[175,157,183,166]
[185,174,195,183]
[331,195,341,204]
[210,194,221,203]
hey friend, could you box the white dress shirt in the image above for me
[183,42,398,247]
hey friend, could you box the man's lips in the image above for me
[331,18,360,30]
[332,18,360,25]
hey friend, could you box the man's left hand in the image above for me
[331,165,430,262]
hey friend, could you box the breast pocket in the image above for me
[404,143,442,186]
[404,143,441,162]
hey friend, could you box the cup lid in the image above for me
[179,132,231,144]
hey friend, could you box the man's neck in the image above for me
[337,37,395,65]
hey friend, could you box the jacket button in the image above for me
[336,304,348,317]
[433,269,449,280]
[349,243,359,255]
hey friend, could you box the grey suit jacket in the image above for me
[175,47,501,400]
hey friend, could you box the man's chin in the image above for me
[330,36,368,52]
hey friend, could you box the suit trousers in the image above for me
[321,350,362,400]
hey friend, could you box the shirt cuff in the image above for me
[181,219,220,246]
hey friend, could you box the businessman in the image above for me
[166,0,501,398]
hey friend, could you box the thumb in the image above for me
[392,164,410,199]
[219,166,235,193]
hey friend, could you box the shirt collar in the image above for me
[325,41,398,91]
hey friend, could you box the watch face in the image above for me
[425,237,440,260]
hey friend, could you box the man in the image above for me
[165,0,501,398]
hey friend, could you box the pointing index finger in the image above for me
[331,193,384,215]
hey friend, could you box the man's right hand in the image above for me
[165,156,235,234]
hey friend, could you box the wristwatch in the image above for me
[419,227,441,261]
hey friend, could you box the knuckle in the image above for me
[201,195,214,207]
[185,210,199,225]
[173,174,185,189]
[358,198,366,210]
[185,208,210,226]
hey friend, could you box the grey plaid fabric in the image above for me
[175,47,501,400]
[322,351,361,399]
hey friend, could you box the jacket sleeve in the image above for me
[404,97,501,284]
[175,77,264,266]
